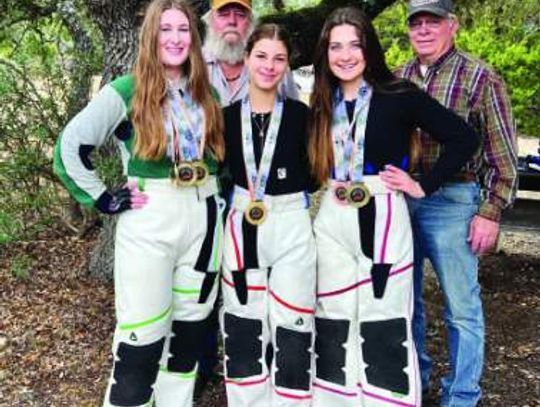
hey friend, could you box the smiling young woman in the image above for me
[245,37,289,95]
[158,8,192,79]
[219,23,318,407]
[53,0,225,406]
[327,24,366,99]
[308,7,479,407]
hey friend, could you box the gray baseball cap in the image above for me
[408,0,454,20]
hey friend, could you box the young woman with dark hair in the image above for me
[308,7,479,407]
[220,23,316,407]
[54,0,224,405]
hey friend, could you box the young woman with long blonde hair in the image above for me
[308,7,478,407]
[54,0,224,405]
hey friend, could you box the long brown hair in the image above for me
[308,7,413,185]
[132,0,224,161]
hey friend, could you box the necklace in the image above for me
[252,112,271,139]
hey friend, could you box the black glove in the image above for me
[95,187,133,215]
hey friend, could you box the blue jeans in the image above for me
[407,182,484,407]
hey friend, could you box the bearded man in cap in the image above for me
[202,0,298,106]
[396,1,518,406]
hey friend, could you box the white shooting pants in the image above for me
[312,177,421,407]
[221,187,316,407]
[103,177,224,407]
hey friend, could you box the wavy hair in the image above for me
[132,0,224,161]
[308,7,414,185]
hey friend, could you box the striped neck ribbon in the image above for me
[331,80,373,182]
[240,95,284,202]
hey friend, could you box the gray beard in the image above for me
[204,27,249,65]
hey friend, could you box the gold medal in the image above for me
[245,201,268,226]
[333,183,349,205]
[193,160,209,186]
[170,162,196,187]
[346,182,371,208]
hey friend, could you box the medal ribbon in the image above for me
[331,81,372,182]
[240,96,284,202]
[164,84,206,162]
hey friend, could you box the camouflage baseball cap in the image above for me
[408,0,454,20]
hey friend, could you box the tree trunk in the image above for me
[57,0,98,119]
[84,0,397,279]
[263,0,398,67]
[83,0,145,279]
[83,0,144,83]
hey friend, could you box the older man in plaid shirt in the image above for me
[396,0,518,406]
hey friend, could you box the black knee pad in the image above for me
[275,327,311,391]
[360,318,409,394]
[224,313,263,378]
[167,319,209,373]
[109,338,165,406]
[314,318,349,385]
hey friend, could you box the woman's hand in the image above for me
[95,181,149,215]
[379,164,425,198]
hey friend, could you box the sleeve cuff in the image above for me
[478,201,502,222]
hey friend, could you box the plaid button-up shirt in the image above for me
[396,46,518,222]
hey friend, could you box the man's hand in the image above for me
[467,215,500,255]
[379,164,426,198]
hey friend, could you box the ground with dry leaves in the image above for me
[1,227,538,407]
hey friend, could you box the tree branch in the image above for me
[262,0,398,67]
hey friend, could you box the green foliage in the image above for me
[254,0,321,15]
[10,253,34,280]
[0,9,102,243]
[454,0,540,137]
[374,0,540,137]
[374,1,413,67]
[1,0,538,245]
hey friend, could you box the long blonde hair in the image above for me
[132,0,224,161]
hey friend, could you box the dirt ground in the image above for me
[0,226,538,407]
